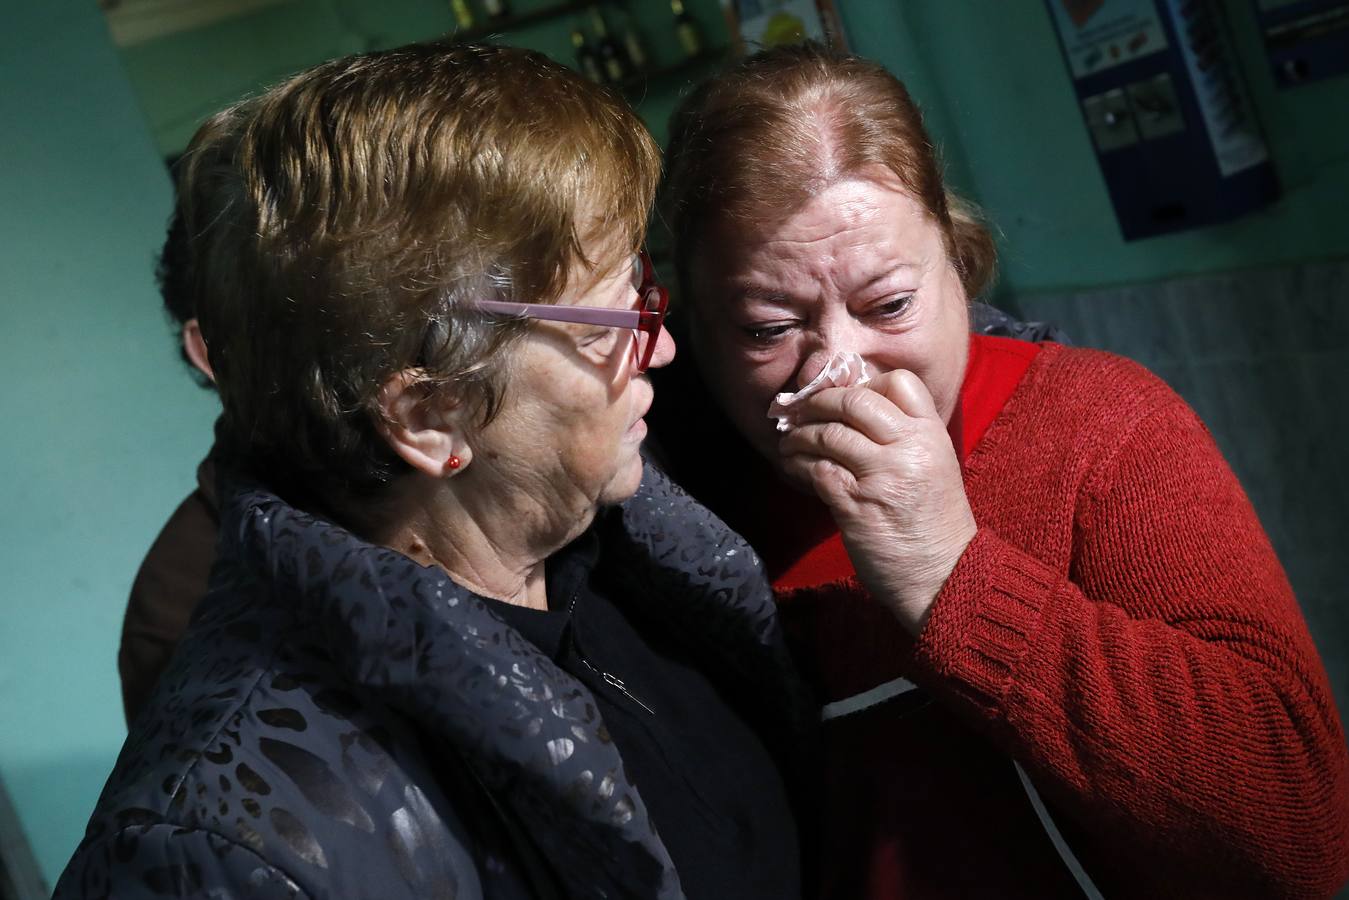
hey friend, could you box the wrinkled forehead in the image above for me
[689,176,945,292]
[685,165,935,263]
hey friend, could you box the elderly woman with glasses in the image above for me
[55,42,805,900]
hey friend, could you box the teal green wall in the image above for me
[0,3,218,888]
[121,0,365,154]
[839,0,1349,297]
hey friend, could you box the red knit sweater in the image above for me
[750,337,1349,899]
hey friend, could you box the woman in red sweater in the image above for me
[654,43,1349,899]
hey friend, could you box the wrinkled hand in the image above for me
[778,370,977,634]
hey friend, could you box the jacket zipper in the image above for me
[567,590,656,717]
[581,657,655,716]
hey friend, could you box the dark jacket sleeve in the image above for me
[54,824,310,900]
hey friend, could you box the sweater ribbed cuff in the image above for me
[914,529,1060,720]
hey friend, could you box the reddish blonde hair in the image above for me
[179,42,660,495]
[663,43,995,300]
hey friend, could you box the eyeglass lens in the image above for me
[630,252,645,292]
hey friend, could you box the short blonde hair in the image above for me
[663,43,996,301]
[180,42,661,494]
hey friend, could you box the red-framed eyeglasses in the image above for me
[476,250,670,373]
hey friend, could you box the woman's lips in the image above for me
[626,396,652,441]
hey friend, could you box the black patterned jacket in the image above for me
[54,465,808,899]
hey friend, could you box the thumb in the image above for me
[871,369,941,421]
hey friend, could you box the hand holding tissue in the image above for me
[771,361,977,635]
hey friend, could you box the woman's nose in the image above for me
[795,321,864,389]
[795,351,831,389]
[647,324,677,370]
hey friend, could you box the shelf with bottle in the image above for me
[443,0,726,108]
[566,1,720,96]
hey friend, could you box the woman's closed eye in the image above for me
[867,293,915,321]
[739,294,914,345]
[740,321,797,346]
[580,327,622,351]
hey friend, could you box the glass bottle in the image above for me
[591,8,629,84]
[671,0,702,58]
[571,27,605,84]
[616,9,648,73]
[450,0,474,30]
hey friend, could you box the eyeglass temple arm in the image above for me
[476,299,647,328]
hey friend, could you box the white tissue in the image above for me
[767,351,872,432]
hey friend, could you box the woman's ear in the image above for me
[182,318,215,383]
[375,371,472,478]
